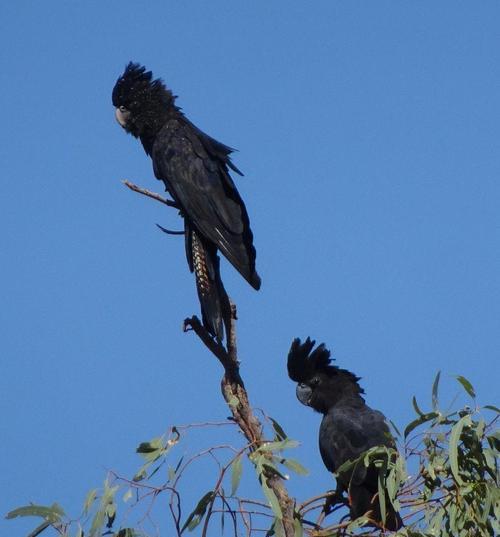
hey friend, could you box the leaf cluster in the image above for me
[6,375,499,537]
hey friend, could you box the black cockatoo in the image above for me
[287,337,403,531]
[112,63,260,341]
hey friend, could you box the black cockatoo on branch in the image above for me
[288,337,403,531]
[112,63,260,341]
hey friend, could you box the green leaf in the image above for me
[261,481,282,520]
[136,437,164,463]
[132,466,148,482]
[377,468,386,526]
[335,457,357,475]
[26,521,51,537]
[432,371,441,410]
[293,517,303,537]
[484,405,500,413]
[89,507,105,537]
[404,411,439,438]
[385,465,398,504]
[262,462,289,480]
[89,480,119,537]
[412,396,425,417]
[347,515,369,531]
[449,502,458,535]
[449,414,471,485]
[106,502,116,518]
[6,503,64,522]
[167,456,184,482]
[83,488,98,515]
[168,466,176,482]
[388,419,401,437]
[136,437,163,453]
[481,486,493,523]
[148,462,164,480]
[282,458,309,476]
[181,491,214,533]
[273,518,285,537]
[257,439,299,453]
[122,489,133,503]
[269,417,287,441]
[455,375,476,398]
[483,447,498,478]
[230,454,243,496]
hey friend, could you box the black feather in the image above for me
[288,337,403,531]
[112,63,261,339]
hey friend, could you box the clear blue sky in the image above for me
[1,2,499,535]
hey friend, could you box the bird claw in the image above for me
[323,490,348,515]
[183,318,194,332]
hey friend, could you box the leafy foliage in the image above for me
[6,376,498,537]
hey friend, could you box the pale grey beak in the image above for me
[115,107,130,128]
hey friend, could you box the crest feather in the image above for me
[112,62,174,108]
[287,337,363,390]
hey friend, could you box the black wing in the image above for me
[152,118,260,290]
[319,405,402,530]
[319,404,394,484]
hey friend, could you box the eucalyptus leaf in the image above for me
[230,454,243,496]
[449,414,471,485]
[262,461,289,480]
[346,515,369,531]
[269,417,288,441]
[261,481,282,520]
[136,438,164,463]
[282,458,309,476]
[404,411,439,438]
[89,507,105,537]
[377,456,388,525]
[137,436,162,452]
[412,396,425,417]
[388,419,401,437]
[181,491,214,533]
[168,466,176,482]
[6,504,64,522]
[26,521,51,537]
[83,488,98,515]
[455,375,476,398]
[293,517,303,537]
[432,371,441,410]
[257,439,299,453]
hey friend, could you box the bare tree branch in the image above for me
[123,179,179,209]
[184,305,296,537]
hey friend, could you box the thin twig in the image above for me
[123,179,179,209]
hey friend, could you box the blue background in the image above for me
[1,2,498,535]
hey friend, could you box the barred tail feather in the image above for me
[188,228,229,341]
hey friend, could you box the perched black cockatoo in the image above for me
[112,63,260,341]
[287,338,403,531]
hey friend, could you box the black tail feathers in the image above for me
[349,484,403,532]
[187,227,230,342]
